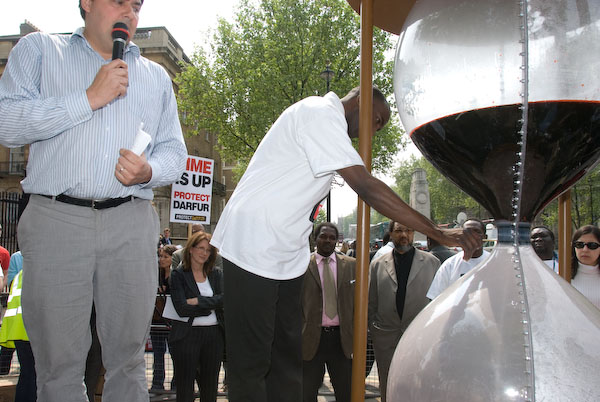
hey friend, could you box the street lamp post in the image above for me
[320,61,334,93]
[320,61,335,222]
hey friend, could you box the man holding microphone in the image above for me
[0,1,187,401]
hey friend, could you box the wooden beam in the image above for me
[346,0,416,34]
[558,190,572,281]
[351,0,374,401]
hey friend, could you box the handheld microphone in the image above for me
[111,22,130,60]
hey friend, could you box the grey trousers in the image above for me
[18,195,159,402]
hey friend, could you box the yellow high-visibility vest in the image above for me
[0,271,28,348]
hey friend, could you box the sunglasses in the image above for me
[573,241,600,250]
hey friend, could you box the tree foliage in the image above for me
[536,165,600,230]
[570,168,600,228]
[390,157,600,231]
[314,209,328,226]
[175,0,405,177]
[392,156,490,225]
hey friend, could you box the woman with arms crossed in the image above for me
[169,232,224,402]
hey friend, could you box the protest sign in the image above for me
[170,156,214,224]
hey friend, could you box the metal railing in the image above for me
[0,162,25,176]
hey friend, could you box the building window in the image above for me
[9,147,25,175]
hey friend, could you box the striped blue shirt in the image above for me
[0,28,187,199]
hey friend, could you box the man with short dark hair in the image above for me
[0,1,187,400]
[530,226,559,273]
[302,223,355,402]
[160,227,172,246]
[368,221,441,401]
[211,86,478,401]
[427,219,490,300]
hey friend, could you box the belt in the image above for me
[321,326,340,332]
[40,194,136,210]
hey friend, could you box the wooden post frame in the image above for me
[558,190,572,281]
[350,0,373,400]
[345,1,416,400]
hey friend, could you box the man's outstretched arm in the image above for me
[337,164,478,259]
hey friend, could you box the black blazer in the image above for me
[168,265,225,344]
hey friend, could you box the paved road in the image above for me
[147,355,382,401]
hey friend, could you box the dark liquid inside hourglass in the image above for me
[411,101,600,221]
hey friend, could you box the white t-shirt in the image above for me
[192,280,218,326]
[427,250,491,300]
[211,93,364,280]
[543,259,559,273]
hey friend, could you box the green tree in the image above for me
[314,209,328,226]
[175,0,405,178]
[390,157,600,231]
[571,166,600,228]
[336,209,357,240]
[535,165,600,230]
[392,156,489,225]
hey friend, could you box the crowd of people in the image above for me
[0,1,597,402]
[302,218,600,402]
[0,205,595,402]
[146,216,599,402]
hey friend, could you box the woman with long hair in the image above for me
[571,225,600,309]
[151,244,178,391]
[168,232,224,401]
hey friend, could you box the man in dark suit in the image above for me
[301,223,355,402]
[159,228,173,246]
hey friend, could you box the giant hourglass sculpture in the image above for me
[387,1,600,401]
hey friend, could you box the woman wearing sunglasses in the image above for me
[571,225,600,309]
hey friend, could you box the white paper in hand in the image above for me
[130,123,151,155]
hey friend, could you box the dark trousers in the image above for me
[0,346,14,374]
[302,329,352,402]
[150,330,173,390]
[15,340,36,402]
[85,307,103,401]
[170,325,223,402]
[223,259,303,402]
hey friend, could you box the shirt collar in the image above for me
[578,263,599,273]
[316,252,335,265]
[70,27,141,58]
[393,246,415,261]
